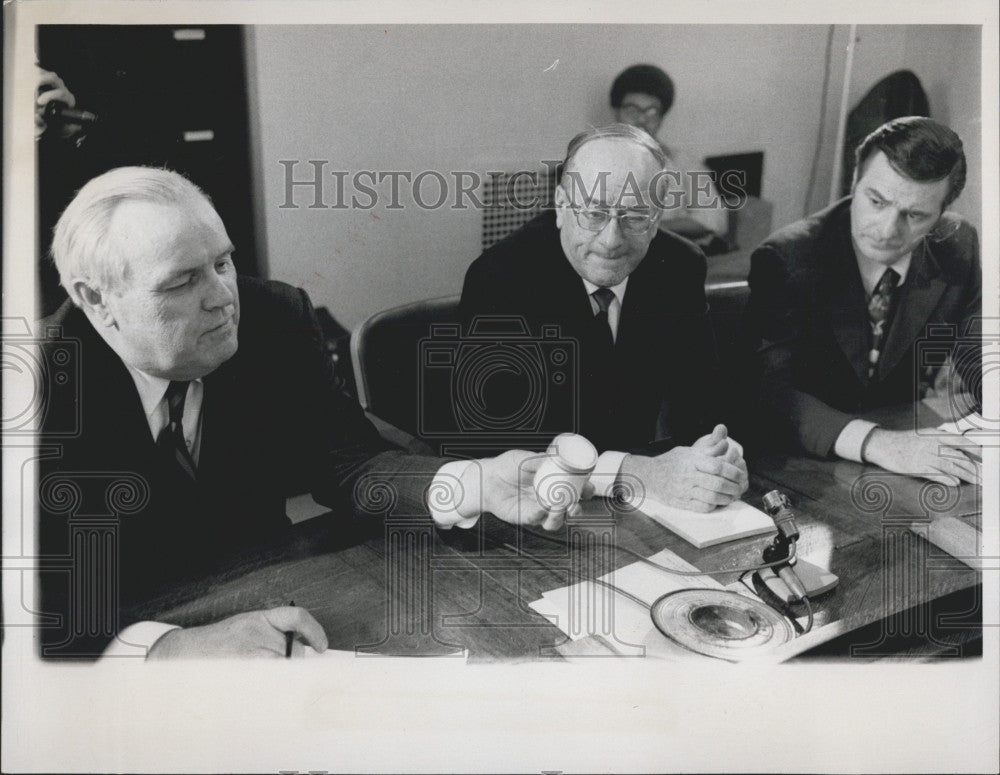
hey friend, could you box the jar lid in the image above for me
[547,433,598,474]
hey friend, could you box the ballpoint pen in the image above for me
[284,600,295,658]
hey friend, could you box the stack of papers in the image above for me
[637,498,776,549]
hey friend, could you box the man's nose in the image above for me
[875,209,904,240]
[595,214,625,248]
[204,271,236,310]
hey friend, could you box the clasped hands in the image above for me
[619,424,750,512]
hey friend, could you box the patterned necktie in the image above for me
[867,268,900,379]
[591,287,616,350]
[156,380,197,481]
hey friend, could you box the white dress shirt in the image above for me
[833,250,913,463]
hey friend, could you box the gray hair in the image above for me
[51,166,213,304]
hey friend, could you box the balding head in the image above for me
[555,125,668,287]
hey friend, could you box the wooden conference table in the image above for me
[132,404,984,662]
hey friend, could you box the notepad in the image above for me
[637,497,776,549]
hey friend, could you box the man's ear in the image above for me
[650,206,664,231]
[554,185,567,229]
[72,279,116,327]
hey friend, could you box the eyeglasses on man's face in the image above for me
[560,199,657,236]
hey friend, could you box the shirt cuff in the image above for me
[587,451,628,499]
[101,621,181,659]
[833,419,879,463]
[428,460,481,529]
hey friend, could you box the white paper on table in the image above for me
[301,646,359,659]
[530,548,724,641]
[935,413,989,462]
[936,412,989,435]
[533,584,652,645]
[637,497,776,549]
[301,647,469,661]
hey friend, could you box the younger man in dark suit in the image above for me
[459,124,748,514]
[744,117,982,486]
[39,167,560,659]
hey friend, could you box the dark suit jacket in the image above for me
[38,276,445,657]
[744,198,982,457]
[458,211,719,454]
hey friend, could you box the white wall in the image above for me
[806,25,982,226]
[248,24,983,330]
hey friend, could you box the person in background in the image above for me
[610,63,730,251]
[36,66,96,316]
[35,66,88,142]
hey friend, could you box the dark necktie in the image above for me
[587,287,618,448]
[867,268,900,379]
[156,380,197,481]
[591,287,616,351]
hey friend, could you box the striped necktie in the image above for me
[867,268,900,379]
[156,380,197,481]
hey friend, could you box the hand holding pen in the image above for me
[146,603,327,659]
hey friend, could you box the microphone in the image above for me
[755,490,838,606]
[762,490,799,543]
[43,101,98,126]
[761,490,807,601]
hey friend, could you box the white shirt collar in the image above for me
[581,276,629,305]
[123,364,204,439]
[854,247,912,297]
[124,364,174,420]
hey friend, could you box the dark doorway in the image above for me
[37,25,258,316]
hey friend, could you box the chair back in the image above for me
[351,295,461,436]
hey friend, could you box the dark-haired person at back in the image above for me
[609,63,729,247]
[744,117,982,486]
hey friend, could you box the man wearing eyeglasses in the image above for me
[610,63,729,247]
[458,124,748,514]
